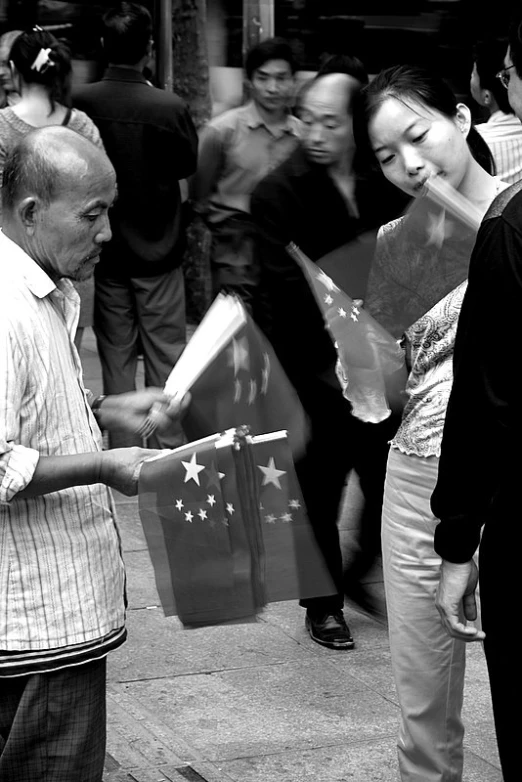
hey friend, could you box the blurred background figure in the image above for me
[73,2,198,450]
[0,28,22,108]
[0,26,105,351]
[470,37,522,183]
[189,37,301,303]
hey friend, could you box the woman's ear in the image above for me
[455,103,472,137]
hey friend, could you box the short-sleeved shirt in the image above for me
[0,231,126,676]
[191,101,301,224]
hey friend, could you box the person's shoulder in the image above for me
[485,179,522,228]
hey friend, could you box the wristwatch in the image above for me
[91,395,107,416]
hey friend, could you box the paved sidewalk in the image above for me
[79,329,503,782]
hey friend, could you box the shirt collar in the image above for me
[103,66,150,85]
[244,100,301,136]
[0,229,75,300]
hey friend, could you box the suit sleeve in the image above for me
[171,102,199,180]
[250,177,294,339]
[431,212,522,561]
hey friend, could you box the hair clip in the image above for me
[31,47,54,73]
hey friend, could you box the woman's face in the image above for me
[368,96,471,197]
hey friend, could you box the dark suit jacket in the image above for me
[74,67,198,277]
[250,146,408,403]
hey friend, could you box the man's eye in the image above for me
[413,131,428,143]
[379,154,394,166]
[325,121,340,130]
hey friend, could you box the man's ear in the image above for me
[18,197,38,232]
[455,103,472,137]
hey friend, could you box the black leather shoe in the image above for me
[305,611,355,650]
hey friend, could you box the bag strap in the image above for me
[61,107,72,126]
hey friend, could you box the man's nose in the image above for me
[95,214,112,244]
[308,122,326,145]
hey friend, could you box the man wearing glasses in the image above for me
[431,13,522,782]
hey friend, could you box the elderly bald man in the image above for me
[250,67,407,650]
[0,126,186,781]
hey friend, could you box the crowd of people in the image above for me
[1,1,521,781]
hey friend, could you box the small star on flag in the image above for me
[258,457,286,489]
[207,494,216,507]
[230,336,250,375]
[185,510,194,523]
[289,499,301,509]
[226,503,235,514]
[198,509,208,520]
[280,512,292,523]
[265,514,277,524]
[182,452,206,486]
[175,499,184,511]
[324,294,333,305]
[338,307,347,318]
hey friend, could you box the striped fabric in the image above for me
[0,230,126,676]
[476,111,522,185]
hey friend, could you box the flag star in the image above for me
[231,336,250,375]
[185,510,194,522]
[207,494,216,507]
[338,307,347,318]
[324,294,333,305]
[350,312,359,322]
[316,270,337,291]
[207,462,225,488]
[226,503,235,514]
[198,508,208,520]
[352,306,360,316]
[258,457,286,489]
[181,452,206,486]
[280,512,292,522]
[261,353,270,394]
[175,499,184,511]
[221,517,229,527]
[289,499,301,509]
[265,514,277,524]
[248,379,257,405]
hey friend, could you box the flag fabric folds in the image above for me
[178,294,310,459]
[287,243,407,424]
[138,428,336,627]
[364,183,481,339]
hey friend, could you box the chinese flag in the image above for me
[364,180,481,338]
[181,300,310,459]
[287,243,407,423]
[138,428,335,627]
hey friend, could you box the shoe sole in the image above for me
[305,618,355,650]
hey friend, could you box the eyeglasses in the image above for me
[496,64,516,89]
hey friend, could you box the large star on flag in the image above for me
[258,457,286,489]
[181,452,206,486]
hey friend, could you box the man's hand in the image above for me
[435,559,485,642]
[95,388,190,436]
[98,447,165,496]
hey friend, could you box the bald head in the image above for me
[299,72,361,169]
[2,125,116,284]
[2,126,114,216]
[304,72,362,116]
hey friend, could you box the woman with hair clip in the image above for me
[0,27,105,350]
[353,64,509,782]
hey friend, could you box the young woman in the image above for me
[356,65,508,782]
[0,28,105,350]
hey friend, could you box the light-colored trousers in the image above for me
[382,448,466,782]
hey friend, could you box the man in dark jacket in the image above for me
[74,1,198,448]
[431,16,522,781]
[250,68,407,649]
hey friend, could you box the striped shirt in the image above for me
[0,230,126,676]
[476,111,522,185]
